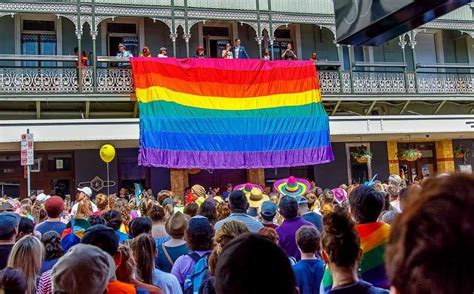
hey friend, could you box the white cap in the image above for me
[36,193,51,202]
[77,187,92,197]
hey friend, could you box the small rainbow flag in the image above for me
[131,58,333,169]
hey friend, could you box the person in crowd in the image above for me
[61,199,92,251]
[51,244,116,294]
[232,38,249,59]
[221,183,232,200]
[276,196,314,261]
[322,185,390,291]
[119,187,129,200]
[321,208,388,294]
[129,217,152,239]
[292,225,324,294]
[247,188,269,217]
[183,202,198,218]
[386,173,474,293]
[16,217,35,240]
[281,42,297,60]
[132,233,182,294]
[93,193,110,216]
[149,204,171,246]
[171,216,214,288]
[198,201,217,226]
[398,186,412,212]
[190,185,207,206]
[297,195,323,233]
[195,46,207,58]
[7,235,44,293]
[88,214,106,226]
[262,48,271,60]
[35,196,66,236]
[0,267,27,293]
[81,224,119,258]
[216,202,230,221]
[0,212,20,269]
[156,212,189,273]
[140,46,152,57]
[158,47,168,58]
[117,43,133,58]
[257,227,279,244]
[214,191,263,233]
[309,52,318,62]
[103,209,129,244]
[71,187,97,215]
[215,233,296,294]
[379,210,399,225]
[40,231,63,274]
[259,200,279,229]
[222,43,233,59]
[163,203,174,222]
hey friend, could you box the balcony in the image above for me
[0,55,473,97]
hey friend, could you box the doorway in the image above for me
[398,142,437,183]
[188,169,248,192]
[202,25,231,58]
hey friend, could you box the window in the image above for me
[47,153,73,172]
[272,28,293,60]
[346,143,372,184]
[21,19,57,67]
[107,23,139,57]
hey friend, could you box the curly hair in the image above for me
[139,198,154,217]
[157,190,173,205]
[198,201,217,225]
[148,204,165,222]
[217,202,231,221]
[386,173,474,294]
[95,193,109,211]
[40,231,64,260]
[215,220,249,247]
[183,203,198,217]
[257,227,279,245]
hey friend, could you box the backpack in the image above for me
[183,252,211,294]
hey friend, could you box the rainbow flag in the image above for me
[322,222,391,291]
[131,58,333,169]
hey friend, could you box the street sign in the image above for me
[21,133,34,166]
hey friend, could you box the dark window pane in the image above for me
[274,29,291,39]
[23,20,55,32]
[107,23,137,34]
[203,27,229,37]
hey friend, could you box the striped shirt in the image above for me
[214,213,263,233]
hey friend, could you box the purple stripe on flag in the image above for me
[139,146,334,169]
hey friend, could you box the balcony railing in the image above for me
[0,55,473,96]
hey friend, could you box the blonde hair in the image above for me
[131,234,155,284]
[76,199,93,219]
[7,236,44,294]
[95,193,109,211]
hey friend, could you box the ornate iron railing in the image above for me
[1,65,474,96]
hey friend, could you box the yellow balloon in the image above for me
[100,144,116,163]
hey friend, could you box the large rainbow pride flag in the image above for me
[131,58,333,169]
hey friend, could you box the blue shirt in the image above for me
[214,213,263,233]
[153,268,183,294]
[301,211,323,233]
[293,259,325,294]
[115,230,129,244]
[35,221,66,236]
[156,243,190,273]
[328,280,389,294]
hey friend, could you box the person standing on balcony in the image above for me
[222,43,234,59]
[116,43,133,59]
[158,47,168,58]
[233,38,249,59]
[195,46,207,58]
[262,48,271,60]
[309,52,318,62]
[281,42,297,60]
[73,47,88,67]
[140,46,152,58]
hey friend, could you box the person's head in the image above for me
[44,196,64,218]
[166,211,188,239]
[81,224,119,257]
[321,208,360,272]
[296,196,309,215]
[263,48,269,55]
[88,214,106,226]
[0,212,20,242]
[279,196,298,219]
[185,216,214,251]
[257,227,279,244]
[225,43,232,50]
[287,42,293,50]
[234,38,241,47]
[41,231,64,260]
[159,47,167,55]
[191,185,206,199]
[77,187,92,202]
[129,217,152,238]
[296,225,320,255]
[386,173,474,294]
[148,204,165,223]
[102,209,122,231]
[215,233,296,294]
[260,200,277,222]
[118,43,126,52]
[0,267,27,294]
[380,210,399,225]
[349,185,385,224]
[119,188,127,197]
[95,193,109,211]
[131,233,156,284]
[398,186,412,212]
[16,217,34,240]
[217,202,231,221]
[7,235,44,294]
[215,220,249,249]
[73,47,79,54]
[198,201,217,225]
[76,199,93,219]
[196,45,205,55]
[184,202,198,217]
[226,183,232,192]
[311,52,317,59]
[142,46,150,55]
[228,190,248,213]
[52,243,115,294]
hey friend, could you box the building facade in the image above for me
[0,0,473,197]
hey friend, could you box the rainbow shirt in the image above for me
[322,222,391,292]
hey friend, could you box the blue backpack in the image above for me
[183,252,211,294]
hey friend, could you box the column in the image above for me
[76,0,83,92]
[436,140,455,173]
[248,169,265,187]
[170,33,178,57]
[387,141,399,175]
[184,34,191,57]
[170,169,189,199]
[255,36,263,58]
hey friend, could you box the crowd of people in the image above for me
[0,173,473,294]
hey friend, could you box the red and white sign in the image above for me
[20,133,34,166]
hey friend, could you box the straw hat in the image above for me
[166,211,188,238]
[248,188,270,208]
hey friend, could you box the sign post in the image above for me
[21,130,34,197]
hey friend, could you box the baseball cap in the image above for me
[0,212,20,236]
[81,224,119,257]
[295,196,308,205]
[77,187,92,197]
[187,215,213,235]
[0,202,14,212]
[260,201,278,218]
[160,47,167,51]
[162,197,176,207]
[118,43,125,48]
[44,196,64,217]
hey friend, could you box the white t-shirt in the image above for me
[71,200,98,216]
[158,54,168,58]
[234,47,240,59]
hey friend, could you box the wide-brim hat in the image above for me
[248,188,270,208]
[274,176,310,197]
[166,211,188,238]
[331,188,348,204]
[233,183,264,195]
